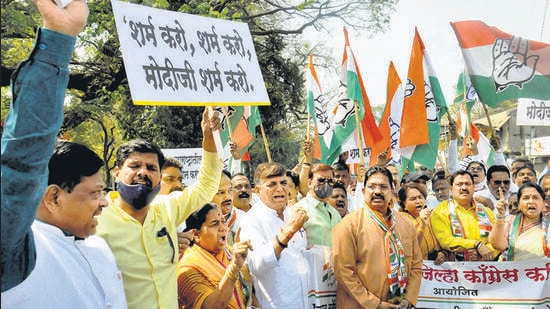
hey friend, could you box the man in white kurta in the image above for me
[239,162,309,309]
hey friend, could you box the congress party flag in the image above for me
[451,20,550,107]
[455,72,477,137]
[306,55,334,162]
[454,78,495,166]
[213,106,252,163]
[369,61,403,166]
[329,27,381,164]
[399,28,448,170]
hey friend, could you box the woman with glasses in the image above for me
[489,183,550,261]
[177,203,259,308]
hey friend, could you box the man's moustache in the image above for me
[131,177,152,187]
[238,193,250,199]
[169,186,184,193]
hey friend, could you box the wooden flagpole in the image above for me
[481,102,495,138]
[353,101,365,165]
[259,123,272,163]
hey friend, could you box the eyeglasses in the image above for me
[492,180,510,185]
[316,177,335,185]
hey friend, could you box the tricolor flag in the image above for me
[455,72,477,137]
[451,20,550,107]
[236,105,261,165]
[213,106,254,169]
[399,28,448,171]
[329,27,381,164]
[454,73,495,166]
[369,61,403,166]
[306,55,334,162]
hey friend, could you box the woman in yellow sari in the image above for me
[177,202,258,309]
[398,183,448,264]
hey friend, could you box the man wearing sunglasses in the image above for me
[475,165,513,215]
[294,163,341,247]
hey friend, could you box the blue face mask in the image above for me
[117,180,160,210]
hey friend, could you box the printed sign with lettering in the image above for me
[418,260,550,308]
[162,148,203,186]
[111,0,270,106]
[516,99,550,126]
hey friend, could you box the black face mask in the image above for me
[314,183,333,199]
[117,180,160,210]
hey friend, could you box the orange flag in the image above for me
[369,61,401,166]
[400,28,429,148]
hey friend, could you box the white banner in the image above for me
[516,99,550,126]
[162,148,202,186]
[111,0,270,106]
[345,147,371,165]
[417,259,550,309]
[304,246,337,309]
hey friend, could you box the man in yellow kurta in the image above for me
[431,170,498,262]
[332,166,423,309]
[96,109,223,309]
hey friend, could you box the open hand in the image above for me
[492,36,539,92]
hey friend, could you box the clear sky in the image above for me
[314,0,550,108]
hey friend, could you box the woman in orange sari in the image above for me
[177,202,258,309]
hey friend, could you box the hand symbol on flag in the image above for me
[492,36,539,92]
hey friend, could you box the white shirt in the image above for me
[475,188,511,216]
[239,201,308,309]
[1,221,126,309]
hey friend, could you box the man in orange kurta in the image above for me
[332,166,423,309]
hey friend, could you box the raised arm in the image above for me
[171,108,223,224]
[1,0,88,292]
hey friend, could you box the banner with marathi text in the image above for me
[161,148,202,186]
[516,100,550,126]
[111,0,270,106]
[418,260,550,308]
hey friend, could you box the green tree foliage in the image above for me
[2,0,398,178]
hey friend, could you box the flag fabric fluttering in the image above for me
[398,28,448,171]
[451,20,550,107]
[328,27,382,164]
[454,72,495,167]
[213,106,257,171]
[455,72,477,137]
[369,61,403,166]
[237,105,262,165]
[306,55,334,162]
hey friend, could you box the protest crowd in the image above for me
[1,1,550,309]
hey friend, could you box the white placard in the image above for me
[111,0,270,106]
[162,148,203,186]
[516,98,550,126]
